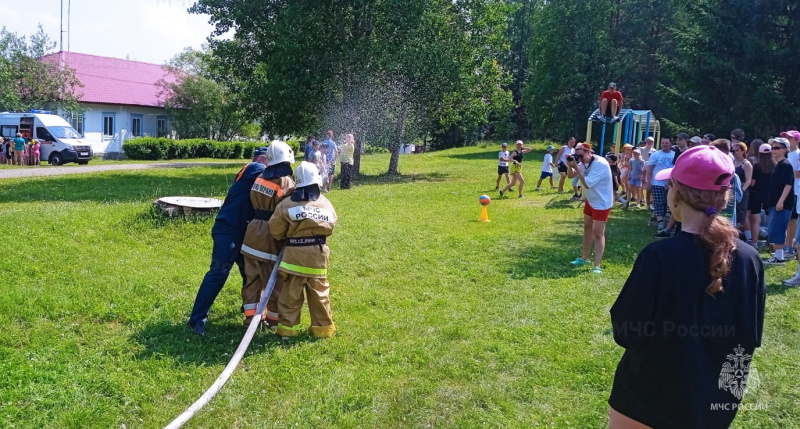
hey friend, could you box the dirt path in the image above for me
[0,162,242,179]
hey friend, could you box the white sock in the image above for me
[744,230,752,240]
[775,249,784,260]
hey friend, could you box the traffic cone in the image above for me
[479,206,490,222]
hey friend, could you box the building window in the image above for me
[103,113,116,137]
[157,117,167,137]
[62,112,84,136]
[131,115,143,137]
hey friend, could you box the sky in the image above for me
[0,0,226,65]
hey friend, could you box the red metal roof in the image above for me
[42,52,175,107]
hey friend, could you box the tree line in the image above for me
[180,0,799,173]
[4,2,799,174]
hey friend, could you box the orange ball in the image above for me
[479,195,491,206]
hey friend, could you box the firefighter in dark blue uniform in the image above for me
[188,148,268,335]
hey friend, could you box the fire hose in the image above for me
[164,248,285,429]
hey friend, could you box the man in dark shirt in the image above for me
[188,148,269,334]
[764,137,795,265]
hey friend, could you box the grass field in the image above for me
[1,144,798,428]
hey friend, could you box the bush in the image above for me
[122,138,300,161]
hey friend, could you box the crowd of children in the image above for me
[1,134,41,166]
[492,129,800,287]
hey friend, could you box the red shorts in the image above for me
[584,200,611,222]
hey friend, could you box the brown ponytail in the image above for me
[672,181,738,295]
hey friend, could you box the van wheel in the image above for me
[49,153,64,166]
[77,160,89,165]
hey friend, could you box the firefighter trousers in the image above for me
[276,272,335,338]
[241,254,282,326]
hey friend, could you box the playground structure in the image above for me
[586,109,661,155]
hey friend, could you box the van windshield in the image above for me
[48,126,82,139]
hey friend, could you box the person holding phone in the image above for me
[567,143,613,274]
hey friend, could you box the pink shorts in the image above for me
[583,200,611,222]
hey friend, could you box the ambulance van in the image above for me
[0,111,93,165]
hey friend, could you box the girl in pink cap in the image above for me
[608,145,766,429]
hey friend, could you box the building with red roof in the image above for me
[42,51,176,154]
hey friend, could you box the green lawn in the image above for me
[0,144,797,428]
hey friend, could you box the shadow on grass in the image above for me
[122,205,217,230]
[133,319,318,366]
[353,171,448,186]
[507,209,654,280]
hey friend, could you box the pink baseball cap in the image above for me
[781,130,800,140]
[654,145,734,191]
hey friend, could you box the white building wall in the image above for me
[60,103,171,154]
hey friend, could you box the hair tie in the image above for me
[705,207,718,217]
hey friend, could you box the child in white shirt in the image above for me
[536,145,557,190]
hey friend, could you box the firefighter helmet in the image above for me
[294,161,323,187]
[265,140,295,166]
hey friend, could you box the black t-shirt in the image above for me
[609,232,765,429]
[767,158,794,209]
[750,164,771,201]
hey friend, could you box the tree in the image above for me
[0,25,82,113]
[521,0,614,140]
[191,0,511,174]
[157,48,250,140]
[661,0,800,137]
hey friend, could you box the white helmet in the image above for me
[265,140,295,166]
[294,161,323,187]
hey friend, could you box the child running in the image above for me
[495,142,511,191]
[535,145,557,191]
[500,140,533,198]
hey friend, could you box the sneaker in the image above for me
[534,188,541,191]
[188,320,205,336]
[785,248,796,257]
[648,218,657,226]
[518,194,524,198]
[648,205,653,211]
[657,221,664,230]
[592,266,602,274]
[499,190,505,198]
[495,187,499,191]
[763,256,786,266]
[570,257,590,266]
[654,230,672,238]
[621,197,629,209]
[509,188,515,192]
[551,186,557,189]
[783,276,800,287]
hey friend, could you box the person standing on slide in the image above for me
[599,82,624,123]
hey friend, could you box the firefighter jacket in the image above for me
[268,194,337,278]
[211,162,265,241]
[241,175,296,262]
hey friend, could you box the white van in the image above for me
[0,112,93,165]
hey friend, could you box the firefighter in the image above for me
[240,140,296,328]
[188,148,269,335]
[268,161,338,339]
